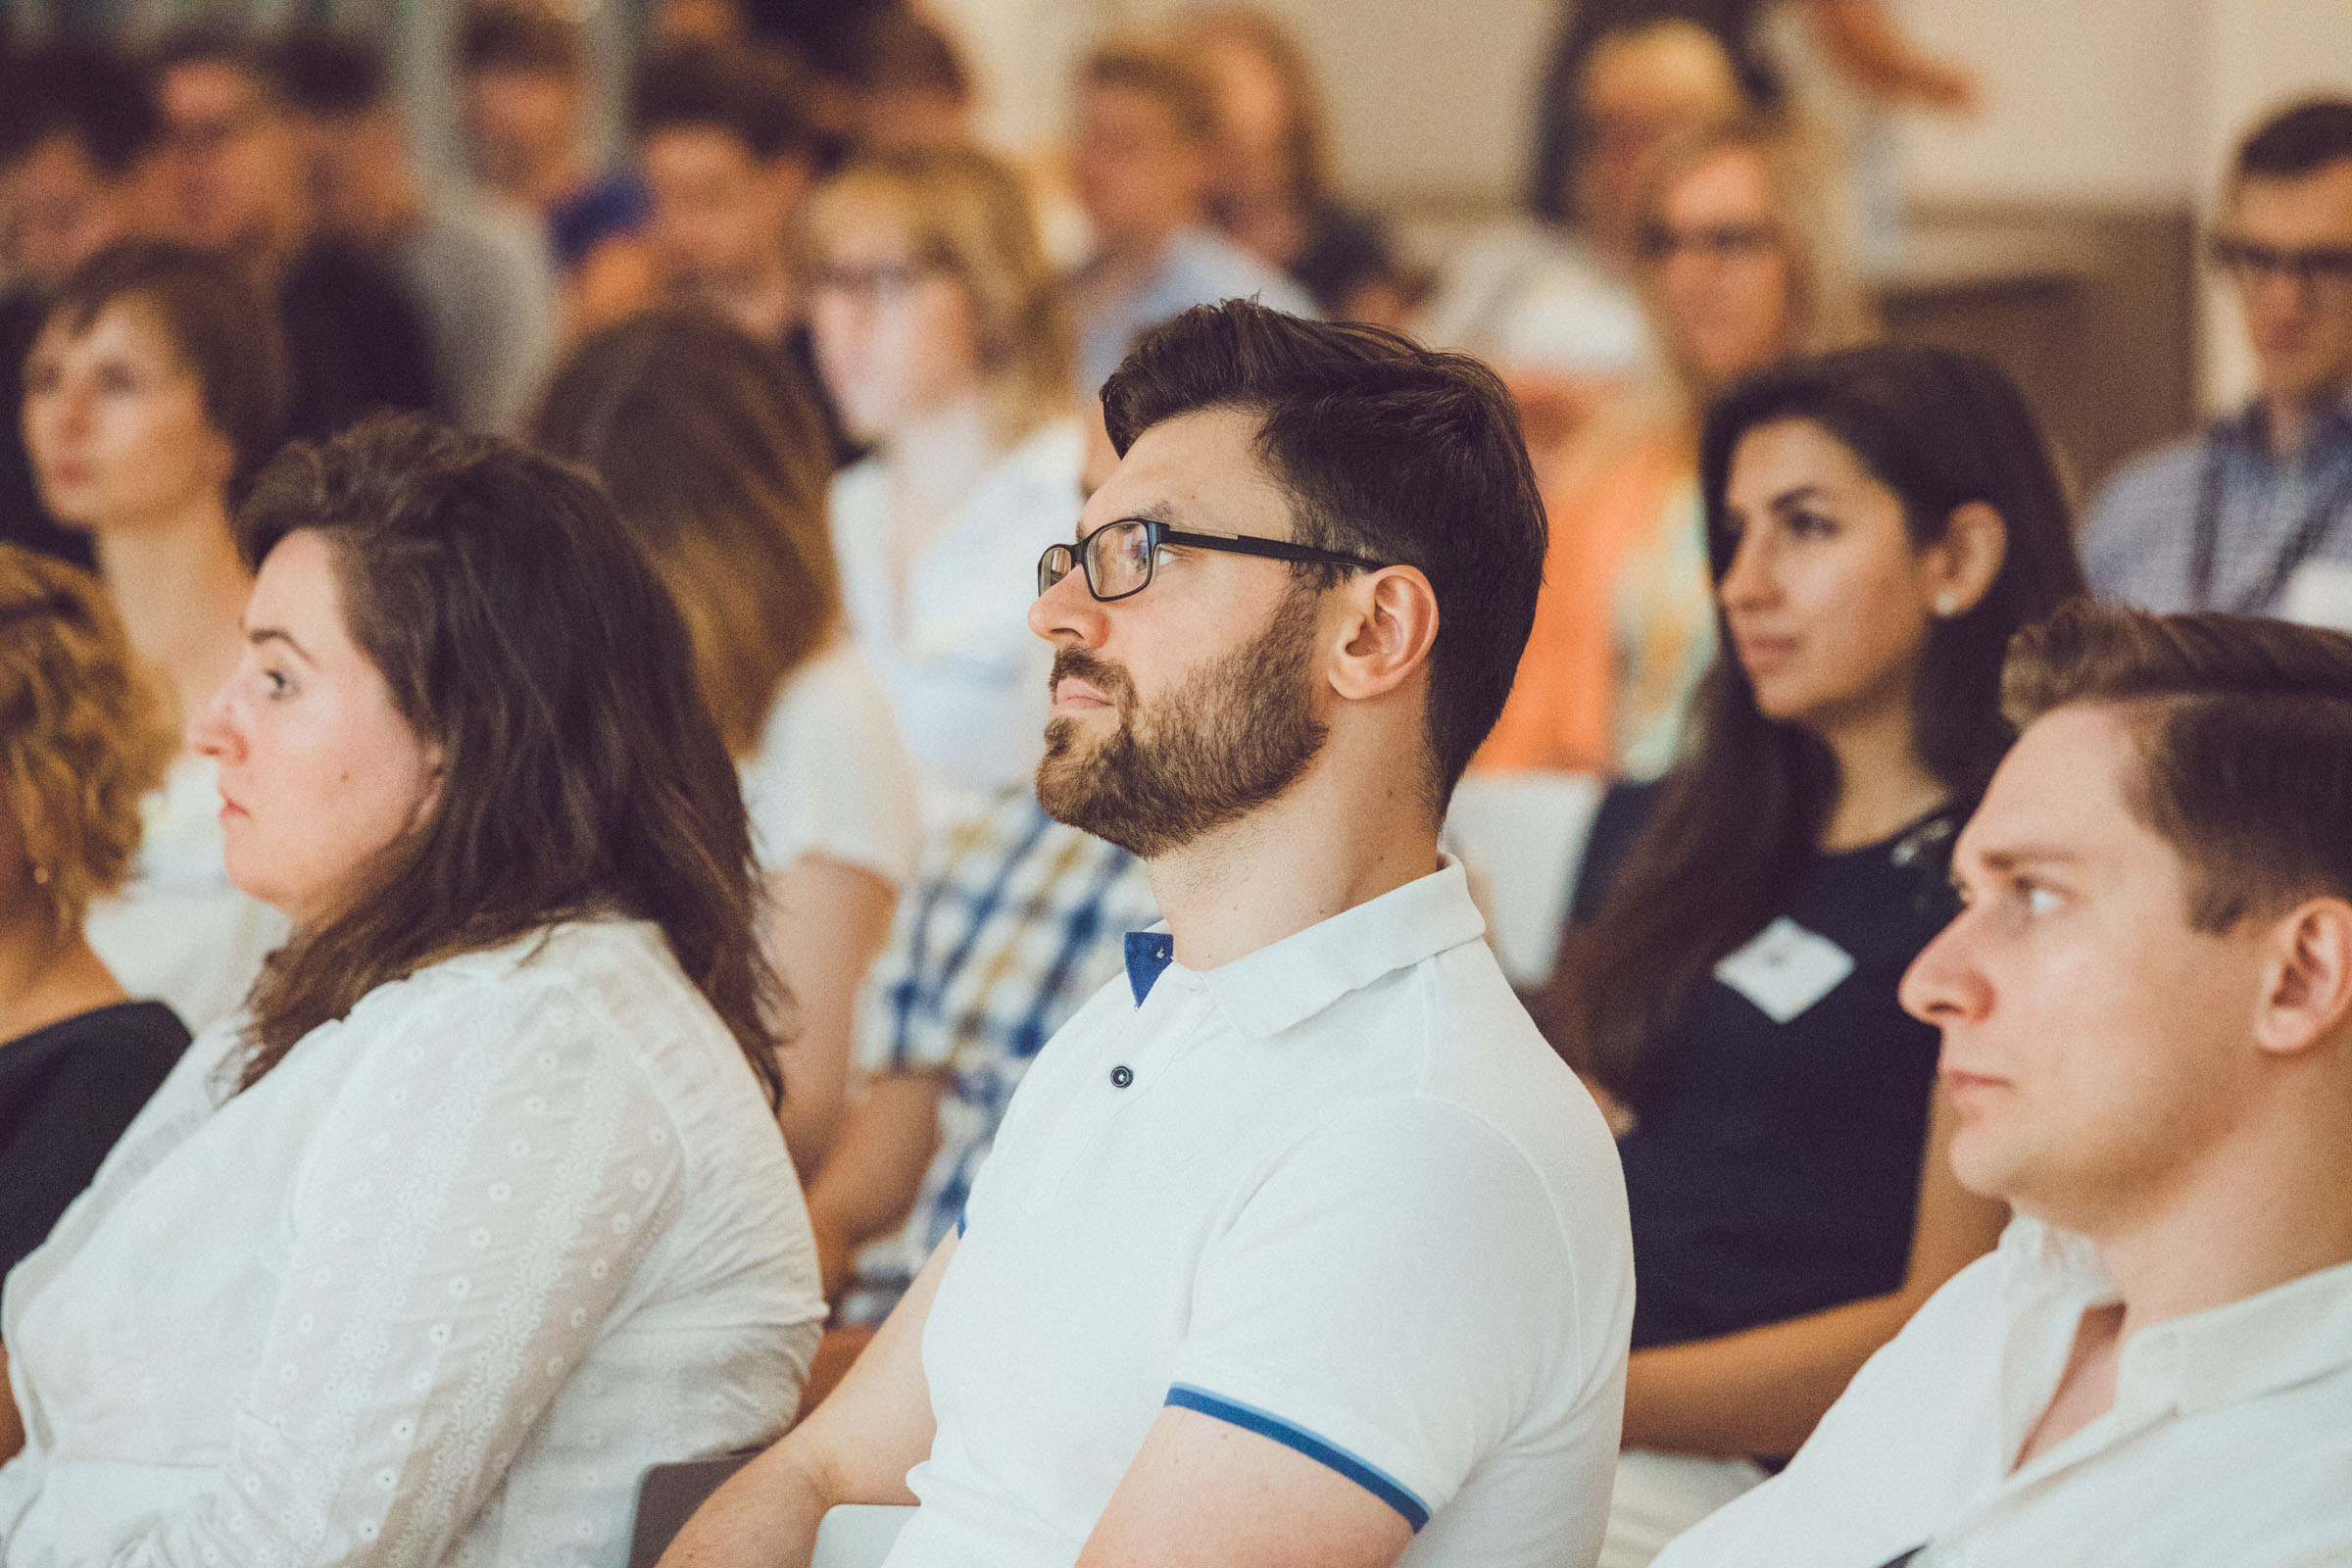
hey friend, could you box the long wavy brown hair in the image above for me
[231,413,788,1104]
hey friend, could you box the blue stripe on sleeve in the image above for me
[1165,1384,1430,1532]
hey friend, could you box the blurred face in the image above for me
[298,107,415,253]
[190,528,439,927]
[463,66,578,193]
[1718,418,1945,737]
[809,205,983,439]
[23,298,234,532]
[1027,406,1331,858]
[158,60,302,256]
[1074,83,1210,252]
[2218,161,2352,413]
[1645,147,1794,394]
[642,125,808,295]
[1901,706,2275,1233]
[1202,36,1293,202]
[2,135,150,289]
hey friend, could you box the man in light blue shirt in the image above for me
[1064,36,1316,398]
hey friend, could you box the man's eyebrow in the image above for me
[1968,843,2084,876]
[246,624,316,665]
[1077,501,1179,543]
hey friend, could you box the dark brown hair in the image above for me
[1101,299,1546,804]
[458,2,586,79]
[39,239,290,494]
[630,40,817,163]
[2004,602,2352,931]
[530,306,838,758]
[1081,34,1219,145]
[1546,346,2087,1107]
[231,413,787,1104]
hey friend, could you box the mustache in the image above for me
[1049,646,1137,712]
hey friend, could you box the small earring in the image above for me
[1935,592,1960,617]
[30,863,51,886]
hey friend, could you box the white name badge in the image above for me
[2282,561,2352,634]
[1713,916,1855,1024]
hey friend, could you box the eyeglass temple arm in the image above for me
[1153,524,1388,573]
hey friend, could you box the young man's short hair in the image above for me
[630,41,817,164]
[263,27,392,121]
[1079,35,1218,146]
[2004,602,2352,931]
[0,40,161,176]
[458,2,586,80]
[2234,97,2352,184]
[1100,300,1547,804]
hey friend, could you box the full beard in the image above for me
[1035,585,1330,859]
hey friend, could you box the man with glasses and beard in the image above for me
[2081,99,2352,628]
[662,301,1635,1567]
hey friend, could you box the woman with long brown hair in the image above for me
[1540,346,2085,1565]
[533,306,921,1172]
[0,415,822,1561]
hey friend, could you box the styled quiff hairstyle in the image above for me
[2003,603,2352,932]
[41,240,291,497]
[231,414,788,1105]
[532,306,840,758]
[1100,300,1546,804]
[806,144,1072,438]
[0,546,175,934]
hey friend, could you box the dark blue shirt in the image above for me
[1576,783,1961,1351]
[547,172,651,276]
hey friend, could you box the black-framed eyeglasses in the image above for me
[1038,517,1392,603]
[2209,235,2352,290]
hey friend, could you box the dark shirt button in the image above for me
[1109,1064,1134,1089]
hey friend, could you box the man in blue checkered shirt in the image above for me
[2080,100,2352,627]
[804,787,1157,1327]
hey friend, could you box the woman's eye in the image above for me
[263,667,292,697]
[1788,509,1838,539]
[93,365,136,395]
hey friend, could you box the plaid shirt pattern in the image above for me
[842,789,1157,1323]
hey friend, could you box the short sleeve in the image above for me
[740,644,923,887]
[1164,1101,1585,1529]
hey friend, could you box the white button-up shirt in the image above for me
[886,860,1634,1568]
[1655,1217,2352,1568]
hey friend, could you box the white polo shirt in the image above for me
[1654,1217,2352,1568]
[884,860,1633,1568]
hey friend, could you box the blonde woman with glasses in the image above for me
[807,145,1083,831]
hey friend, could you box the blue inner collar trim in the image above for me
[1125,931,1175,1005]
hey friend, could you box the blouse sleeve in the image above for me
[100,971,691,1565]
[740,646,924,890]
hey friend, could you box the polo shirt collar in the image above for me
[1125,858,1487,1039]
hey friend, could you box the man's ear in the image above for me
[2253,897,2352,1058]
[1327,565,1439,703]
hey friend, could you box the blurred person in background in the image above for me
[1541,346,2084,1567]
[0,41,163,570]
[0,545,187,1286]
[1415,19,1741,414]
[1064,33,1313,400]
[534,307,920,1172]
[631,39,858,465]
[152,26,434,443]
[460,1,655,336]
[2082,99,2352,628]
[808,145,1084,828]
[0,415,824,1559]
[829,6,974,155]
[1480,114,1874,779]
[20,240,290,1033]
[1186,7,1409,326]
[268,27,558,435]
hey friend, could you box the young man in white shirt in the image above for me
[1655,603,2352,1568]
[664,301,1634,1568]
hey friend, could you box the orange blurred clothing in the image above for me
[1479,419,1693,773]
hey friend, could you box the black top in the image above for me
[0,1001,190,1289]
[277,243,438,444]
[1575,783,1962,1351]
[0,286,97,570]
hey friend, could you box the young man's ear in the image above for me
[1327,565,1439,703]
[2253,897,2352,1057]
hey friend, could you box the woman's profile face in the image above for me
[190,528,440,927]
[22,297,235,533]
[809,204,984,443]
[1717,417,1952,736]
[1646,147,1795,396]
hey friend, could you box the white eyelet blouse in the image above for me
[0,918,824,1566]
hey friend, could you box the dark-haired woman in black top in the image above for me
[0,544,187,1289]
[1538,345,2088,1566]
